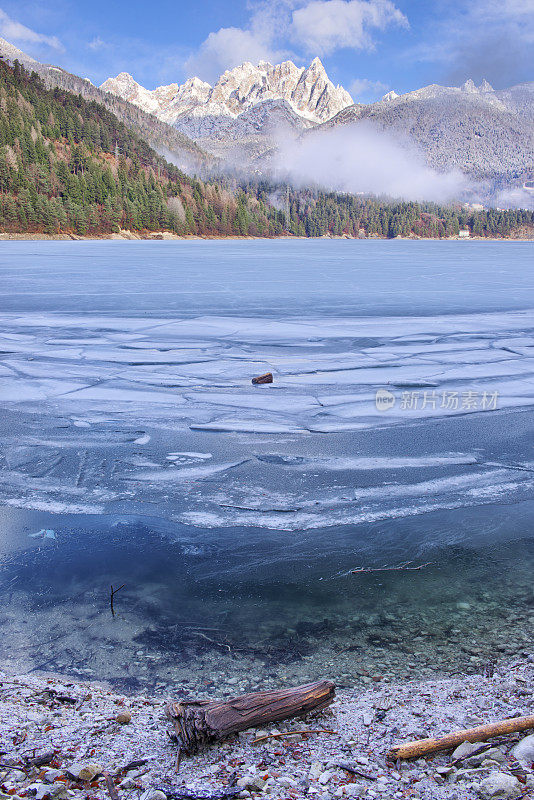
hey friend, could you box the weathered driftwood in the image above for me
[251,372,273,385]
[155,789,241,800]
[388,714,534,760]
[103,772,119,800]
[166,680,335,754]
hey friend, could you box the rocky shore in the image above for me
[1,657,533,800]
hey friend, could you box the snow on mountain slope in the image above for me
[318,79,534,179]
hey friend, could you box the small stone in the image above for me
[478,771,522,799]
[120,777,139,789]
[452,741,483,760]
[116,709,132,724]
[456,602,471,610]
[467,748,506,767]
[140,791,167,800]
[344,786,365,798]
[67,763,103,781]
[318,771,332,785]
[29,784,66,800]
[278,777,297,788]
[309,762,324,780]
[363,712,373,726]
[511,733,534,766]
[43,770,63,784]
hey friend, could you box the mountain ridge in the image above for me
[101,58,353,126]
[319,79,534,180]
[101,57,533,184]
[0,37,210,171]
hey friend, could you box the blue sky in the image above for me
[1,0,532,101]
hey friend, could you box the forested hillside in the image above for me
[0,59,532,239]
[275,188,534,239]
[0,60,284,236]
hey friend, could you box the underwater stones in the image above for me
[478,772,522,799]
[116,709,132,724]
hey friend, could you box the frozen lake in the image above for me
[0,239,533,693]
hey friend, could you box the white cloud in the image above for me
[291,0,408,55]
[87,36,107,52]
[185,27,286,83]
[0,8,63,51]
[274,122,467,203]
[349,77,389,100]
[185,0,407,82]
[406,0,534,87]
[185,0,294,81]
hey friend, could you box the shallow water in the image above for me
[0,240,533,693]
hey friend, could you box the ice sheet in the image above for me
[1,293,534,528]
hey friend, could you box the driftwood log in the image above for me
[388,714,534,760]
[166,680,335,754]
[251,372,273,385]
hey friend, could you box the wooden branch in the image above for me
[110,584,125,617]
[352,561,433,575]
[155,788,241,800]
[334,763,376,780]
[166,680,335,755]
[388,714,534,760]
[103,772,119,800]
[252,728,336,744]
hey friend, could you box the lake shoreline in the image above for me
[1,231,533,242]
[1,655,533,800]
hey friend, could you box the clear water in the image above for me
[0,240,533,694]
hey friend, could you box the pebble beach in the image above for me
[1,656,533,800]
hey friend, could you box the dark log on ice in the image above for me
[251,372,273,385]
[166,680,335,755]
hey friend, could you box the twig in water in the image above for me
[189,631,232,653]
[351,561,434,575]
[110,584,125,617]
[252,729,336,744]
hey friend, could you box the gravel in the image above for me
[0,656,533,800]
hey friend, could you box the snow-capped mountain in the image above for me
[318,79,534,179]
[101,58,353,126]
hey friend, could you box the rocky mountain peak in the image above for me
[101,57,353,127]
[308,56,327,75]
[479,79,495,93]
